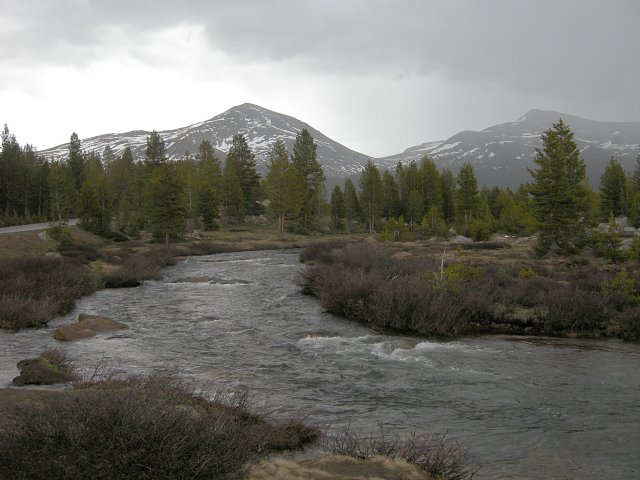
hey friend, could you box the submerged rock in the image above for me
[53,313,128,341]
[12,358,72,386]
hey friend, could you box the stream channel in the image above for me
[2,249,639,479]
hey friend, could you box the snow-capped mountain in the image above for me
[380,109,640,188]
[40,103,372,180]
[41,105,639,189]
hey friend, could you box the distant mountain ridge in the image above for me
[379,109,640,187]
[40,103,372,180]
[40,105,640,188]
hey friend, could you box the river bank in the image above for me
[299,237,640,341]
[0,224,361,330]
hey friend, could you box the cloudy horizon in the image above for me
[1,0,639,157]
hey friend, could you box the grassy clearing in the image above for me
[299,237,640,340]
[0,369,319,480]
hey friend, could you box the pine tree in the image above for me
[406,190,424,230]
[359,160,384,233]
[599,156,628,218]
[67,132,85,193]
[455,162,479,233]
[195,141,222,230]
[343,178,359,233]
[291,129,325,231]
[227,134,261,215]
[528,119,587,255]
[382,169,400,219]
[144,130,167,168]
[109,147,139,233]
[419,156,443,214]
[78,152,113,235]
[330,185,345,231]
[221,154,244,223]
[440,168,456,223]
[263,139,303,234]
[144,163,186,247]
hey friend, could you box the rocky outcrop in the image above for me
[53,313,128,341]
[12,358,73,386]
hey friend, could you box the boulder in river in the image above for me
[53,313,128,341]
[12,357,73,386]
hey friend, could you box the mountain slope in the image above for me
[380,109,640,187]
[41,106,639,189]
[40,103,373,180]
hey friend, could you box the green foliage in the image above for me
[221,154,244,223]
[291,128,325,231]
[381,169,400,219]
[419,206,448,238]
[228,134,262,215]
[359,160,384,233]
[528,119,588,255]
[78,154,113,236]
[144,130,167,168]
[455,163,479,232]
[46,223,73,245]
[498,201,538,236]
[589,215,624,262]
[67,132,85,192]
[381,216,410,241]
[343,178,360,233]
[144,163,186,246]
[406,190,424,229]
[468,217,492,241]
[330,185,345,231]
[518,267,538,279]
[599,156,629,219]
[419,156,443,214]
[263,139,303,234]
[440,168,456,223]
[600,270,637,298]
[438,263,482,291]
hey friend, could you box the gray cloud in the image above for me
[1,0,639,152]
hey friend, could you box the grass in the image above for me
[321,424,478,480]
[0,369,319,480]
[298,237,640,340]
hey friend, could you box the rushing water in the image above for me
[2,249,640,479]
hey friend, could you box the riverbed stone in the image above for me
[53,313,128,341]
[12,357,72,386]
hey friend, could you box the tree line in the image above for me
[1,120,639,254]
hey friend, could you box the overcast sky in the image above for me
[1,0,639,157]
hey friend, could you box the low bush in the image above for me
[0,371,319,480]
[616,307,640,341]
[0,257,97,329]
[322,424,479,480]
[101,256,161,288]
[298,238,356,264]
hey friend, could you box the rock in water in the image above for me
[12,358,72,386]
[53,313,128,341]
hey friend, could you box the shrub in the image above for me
[0,372,318,480]
[616,307,640,341]
[322,424,479,480]
[298,238,355,264]
[0,257,97,329]
[518,267,538,279]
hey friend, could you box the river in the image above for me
[2,249,639,479]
